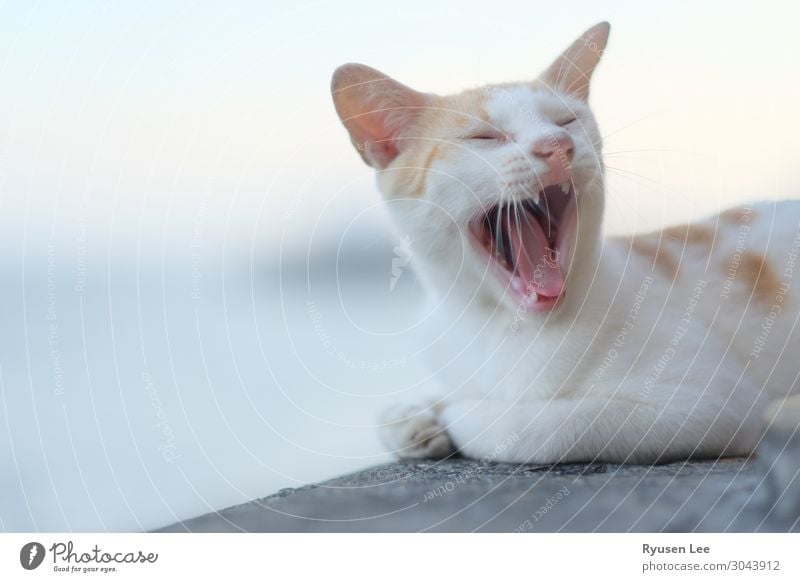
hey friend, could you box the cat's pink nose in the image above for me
[531,132,574,177]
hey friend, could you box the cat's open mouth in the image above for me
[469,182,577,312]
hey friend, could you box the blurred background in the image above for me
[0,0,798,532]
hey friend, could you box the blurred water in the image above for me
[0,228,433,532]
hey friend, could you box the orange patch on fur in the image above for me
[629,235,679,277]
[662,224,714,246]
[415,91,488,133]
[721,207,756,224]
[395,88,490,197]
[410,143,441,197]
[737,252,779,304]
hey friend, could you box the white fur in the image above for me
[333,24,800,464]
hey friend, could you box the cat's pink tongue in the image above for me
[508,214,565,298]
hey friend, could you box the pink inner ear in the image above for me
[366,138,399,169]
[346,105,402,168]
[332,64,429,168]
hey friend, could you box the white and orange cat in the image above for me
[332,22,800,464]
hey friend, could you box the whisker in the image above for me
[603,148,699,156]
[603,165,663,186]
[514,199,533,279]
[592,111,665,146]
[519,199,540,263]
[505,203,514,269]
[495,203,504,261]
[520,198,546,284]
[603,167,666,194]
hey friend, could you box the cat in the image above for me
[331,22,800,464]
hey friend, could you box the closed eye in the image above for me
[558,117,577,127]
[463,132,507,141]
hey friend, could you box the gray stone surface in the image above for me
[156,456,794,532]
[157,409,800,533]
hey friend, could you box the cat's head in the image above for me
[332,23,609,320]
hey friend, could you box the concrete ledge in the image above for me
[156,455,797,532]
[158,406,800,532]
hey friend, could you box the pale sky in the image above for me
[2,0,800,532]
[1,0,799,254]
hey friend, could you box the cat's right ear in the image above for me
[331,64,431,169]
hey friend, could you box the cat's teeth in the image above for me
[522,293,539,307]
[560,182,571,195]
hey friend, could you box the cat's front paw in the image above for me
[378,403,455,459]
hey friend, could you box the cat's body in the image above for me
[414,201,800,463]
[332,23,800,464]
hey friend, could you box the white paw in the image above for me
[378,403,455,459]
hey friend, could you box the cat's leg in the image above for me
[440,392,766,464]
[378,399,455,459]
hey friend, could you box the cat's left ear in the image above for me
[540,22,610,100]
